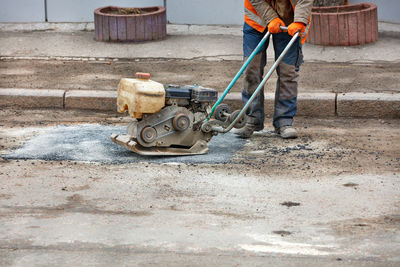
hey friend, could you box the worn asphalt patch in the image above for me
[4,125,245,164]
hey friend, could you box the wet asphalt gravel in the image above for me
[4,124,245,164]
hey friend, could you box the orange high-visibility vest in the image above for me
[244,0,311,44]
[244,0,270,33]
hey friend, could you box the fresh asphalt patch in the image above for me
[4,125,245,164]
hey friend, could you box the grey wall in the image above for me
[0,0,45,22]
[349,0,400,23]
[167,0,243,25]
[47,0,163,22]
[0,0,399,24]
[0,0,244,24]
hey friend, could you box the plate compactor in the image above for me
[111,27,299,156]
[111,73,245,156]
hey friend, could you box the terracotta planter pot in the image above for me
[308,3,378,46]
[94,6,167,42]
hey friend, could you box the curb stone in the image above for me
[223,93,275,116]
[298,93,336,117]
[337,93,400,118]
[0,88,65,108]
[0,88,399,119]
[65,90,117,111]
[223,92,336,117]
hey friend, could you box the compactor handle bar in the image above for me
[208,26,289,119]
[210,28,300,133]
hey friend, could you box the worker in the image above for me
[234,0,313,139]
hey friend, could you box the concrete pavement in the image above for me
[1,28,400,63]
[1,23,399,266]
[0,108,399,265]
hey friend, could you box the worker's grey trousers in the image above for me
[242,23,303,130]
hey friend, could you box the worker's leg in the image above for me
[242,23,269,131]
[272,32,303,130]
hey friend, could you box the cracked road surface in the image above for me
[0,109,399,266]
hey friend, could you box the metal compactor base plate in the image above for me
[111,133,209,156]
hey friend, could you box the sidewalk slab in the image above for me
[0,31,243,61]
[1,30,400,63]
[0,88,65,108]
[65,90,117,111]
[337,93,400,118]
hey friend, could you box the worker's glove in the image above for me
[268,17,285,34]
[288,22,306,36]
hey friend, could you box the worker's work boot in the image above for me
[233,115,263,138]
[233,122,256,138]
[276,126,298,139]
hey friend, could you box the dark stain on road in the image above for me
[2,193,151,218]
[384,215,400,224]
[343,183,359,187]
[280,201,301,208]
[61,184,90,192]
[207,210,265,220]
[272,230,292,236]
[354,223,368,227]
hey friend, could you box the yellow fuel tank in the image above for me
[117,73,165,119]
